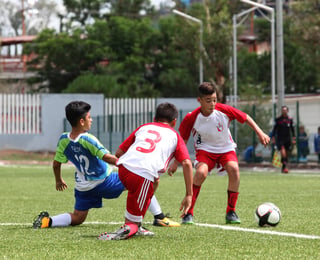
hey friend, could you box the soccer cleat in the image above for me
[33,211,50,229]
[281,168,289,174]
[153,216,181,227]
[98,224,137,241]
[181,213,194,225]
[136,226,154,236]
[226,210,241,224]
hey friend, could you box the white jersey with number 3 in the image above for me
[116,122,190,182]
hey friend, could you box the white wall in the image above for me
[0,93,104,152]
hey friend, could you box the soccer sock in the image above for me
[226,190,239,213]
[154,213,165,220]
[281,157,287,169]
[148,195,163,218]
[188,184,201,216]
[51,213,72,227]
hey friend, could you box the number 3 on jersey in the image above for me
[136,130,161,153]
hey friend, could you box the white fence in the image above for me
[0,94,41,134]
[0,95,156,135]
[1,94,319,159]
[104,98,156,132]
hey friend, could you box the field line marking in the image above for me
[196,223,320,240]
[1,221,319,240]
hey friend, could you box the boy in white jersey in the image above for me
[175,82,270,224]
[98,103,193,240]
[33,101,178,233]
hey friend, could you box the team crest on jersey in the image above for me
[71,145,81,153]
[216,122,223,132]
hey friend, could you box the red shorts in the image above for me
[118,165,154,223]
[195,150,238,172]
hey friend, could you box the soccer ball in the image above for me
[255,202,281,227]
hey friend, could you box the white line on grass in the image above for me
[1,221,319,240]
[195,223,320,240]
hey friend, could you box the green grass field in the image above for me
[1,164,320,259]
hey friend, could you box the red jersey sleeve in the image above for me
[118,126,140,152]
[215,103,247,123]
[179,107,201,141]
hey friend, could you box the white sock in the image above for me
[148,195,162,216]
[51,213,72,227]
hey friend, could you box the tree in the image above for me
[24,28,108,92]
[285,1,320,93]
[25,17,161,96]
[238,1,320,95]
[84,17,160,97]
[23,0,319,97]
[62,0,104,26]
[154,0,237,98]
[106,0,155,17]
[237,48,271,99]
[154,15,200,97]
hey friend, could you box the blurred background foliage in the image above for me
[19,0,320,99]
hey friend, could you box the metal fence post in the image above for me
[296,101,300,163]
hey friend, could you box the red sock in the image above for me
[188,184,201,216]
[226,190,239,213]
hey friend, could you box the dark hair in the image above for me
[281,105,289,111]
[155,102,178,123]
[65,101,91,127]
[198,82,217,97]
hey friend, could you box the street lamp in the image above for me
[232,6,258,108]
[173,9,203,84]
[234,0,275,120]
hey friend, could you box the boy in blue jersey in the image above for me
[33,101,179,233]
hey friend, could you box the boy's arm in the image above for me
[290,120,296,144]
[179,159,193,217]
[102,153,118,165]
[167,159,179,176]
[167,138,189,176]
[52,160,68,191]
[115,148,125,158]
[245,115,270,147]
[270,119,277,144]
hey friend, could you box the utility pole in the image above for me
[173,9,203,84]
[22,0,26,36]
[240,0,276,120]
[276,0,285,114]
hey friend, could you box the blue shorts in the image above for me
[74,172,125,211]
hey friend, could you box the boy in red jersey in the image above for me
[98,102,193,240]
[174,82,270,224]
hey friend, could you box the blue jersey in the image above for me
[54,132,113,191]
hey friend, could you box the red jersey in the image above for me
[117,122,190,182]
[179,103,247,154]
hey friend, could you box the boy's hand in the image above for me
[56,179,68,191]
[167,160,178,176]
[179,195,192,217]
[259,133,270,147]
